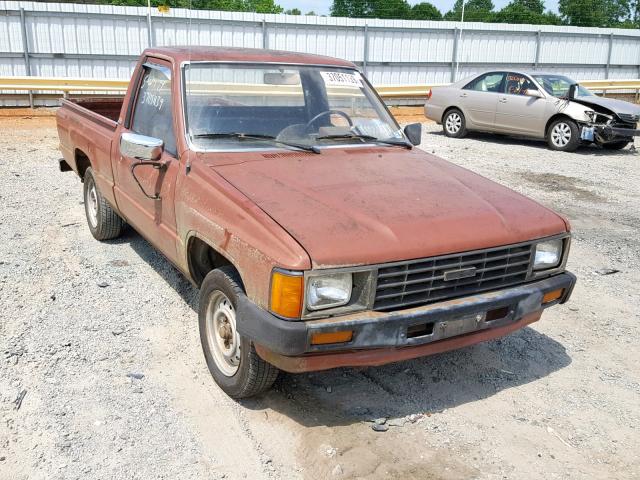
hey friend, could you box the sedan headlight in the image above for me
[306,273,352,310]
[534,239,563,270]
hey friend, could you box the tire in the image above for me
[547,118,580,152]
[601,141,630,151]
[442,109,467,138]
[199,266,279,398]
[83,167,125,240]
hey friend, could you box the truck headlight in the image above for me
[307,273,352,310]
[534,239,562,270]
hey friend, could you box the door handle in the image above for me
[460,93,468,98]
[499,97,507,103]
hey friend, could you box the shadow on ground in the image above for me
[112,227,572,429]
[244,326,570,428]
[426,129,637,156]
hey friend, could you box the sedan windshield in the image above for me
[183,63,407,151]
[533,74,594,98]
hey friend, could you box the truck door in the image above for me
[494,72,548,136]
[113,59,180,264]
[458,72,506,129]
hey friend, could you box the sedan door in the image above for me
[458,72,506,129]
[494,73,548,137]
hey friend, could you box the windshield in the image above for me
[183,63,406,151]
[533,74,594,98]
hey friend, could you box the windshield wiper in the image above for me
[191,133,320,154]
[316,133,412,149]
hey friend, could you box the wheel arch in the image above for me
[441,105,463,124]
[74,148,92,180]
[186,233,242,289]
[544,114,577,139]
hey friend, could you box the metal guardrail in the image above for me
[1,76,639,100]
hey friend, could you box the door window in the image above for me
[464,73,506,93]
[505,73,537,96]
[131,64,177,156]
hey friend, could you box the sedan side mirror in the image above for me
[404,123,422,146]
[525,89,543,98]
[120,132,163,161]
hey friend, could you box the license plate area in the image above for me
[404,304,514,345]
[581,126,595,141]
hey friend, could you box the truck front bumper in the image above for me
[236,272,576,373]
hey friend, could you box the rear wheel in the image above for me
[83,167,125,240]
[547,118,580,152]
[443,109,467,138]
[601,140,630,150]
[199,266,279,398]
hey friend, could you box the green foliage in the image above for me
[285,8,301,15]
[330,0,411,19]
[493,0,561,24]
[559,0,630,26]
[443,0,495,21]
[411,2,442,20]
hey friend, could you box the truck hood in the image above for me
[573,95,640,118]
[211,148,567,267]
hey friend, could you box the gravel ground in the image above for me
[0,116,639,480]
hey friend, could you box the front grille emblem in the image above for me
[443,267,477,281]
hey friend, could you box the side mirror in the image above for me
[120,132,163,161]
[567,84,578,100]
[404,123,422,146]
[525,89,543,98]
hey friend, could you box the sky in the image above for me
[277,0,560,16]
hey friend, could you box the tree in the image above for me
[444,0,495,21]
[558,0,630,27]
[245,0,283,13]
[371,0,411,18]
[494,0,561,24]
[411,2,442,20]
[285,7,301,14]
[305,10,317,15]
[331,0,370,17]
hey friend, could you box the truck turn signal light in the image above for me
[270,271,303,319]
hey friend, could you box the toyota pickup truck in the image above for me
[57,47,576,398]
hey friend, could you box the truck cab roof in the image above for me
[144,46,356,68]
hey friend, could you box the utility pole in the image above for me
[455,0,465,82]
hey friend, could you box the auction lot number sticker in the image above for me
[320,71,363,88]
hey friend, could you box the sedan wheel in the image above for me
[550,122,571,148]
[547,118,580,152]
[443,109,467,138]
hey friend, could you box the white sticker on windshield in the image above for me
[320,71,363,89]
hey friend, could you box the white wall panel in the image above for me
[0,0,638,106]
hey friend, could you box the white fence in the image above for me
[1,1,640,106]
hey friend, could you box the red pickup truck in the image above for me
[57,47,576,398]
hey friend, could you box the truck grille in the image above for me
[374,243,534,311]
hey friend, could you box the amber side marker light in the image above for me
[310,331,353,346]
[543,289,564,304]
[270,271,303,319]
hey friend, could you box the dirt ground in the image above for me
[0,111,639,480]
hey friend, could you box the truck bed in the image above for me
[61,97,124,130]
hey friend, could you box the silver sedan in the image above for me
[424,70,640,152]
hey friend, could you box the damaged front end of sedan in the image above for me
[566,84,640,148]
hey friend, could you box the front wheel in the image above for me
[199,266,279,398]
[547,118,580,152]
[443,109,467,138]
